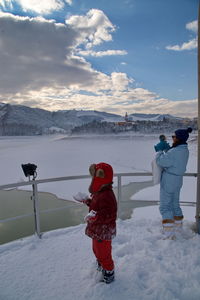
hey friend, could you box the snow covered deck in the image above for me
[0,206,199,300]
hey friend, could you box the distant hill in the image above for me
[128,113,182,122]
[0,102,193,135]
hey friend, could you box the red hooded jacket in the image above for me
[85,163,117,240]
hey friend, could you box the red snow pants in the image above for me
[92,239,114,271]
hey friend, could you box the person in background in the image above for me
[76,162,117,283]
[154,134,171,152]
[156,127,193,239]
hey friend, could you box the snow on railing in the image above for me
[0,172,197,239]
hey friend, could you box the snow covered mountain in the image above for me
[0,103,125,135]
[128,113,182,122]
[0,102,188,135]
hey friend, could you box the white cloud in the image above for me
[0,9,122,95]
[0,0,72,14]
[18,0,64,14]
[66,9,115,49]
[77,49,128,57]
[70,10,126,58]
[166,38,197,51]
[0,11,109,94]
[0,11,130,100]
[166,19,197,52]
[0,11,197,118]
[1,84,197,118]
[123,98,197,118]
[0,0,13,9]
[186,20,198,33]
[64,0,72,5]
[111,72,132,91]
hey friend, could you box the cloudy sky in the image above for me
[0,0,198,117]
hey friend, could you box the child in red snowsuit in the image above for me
[84,162,117,284]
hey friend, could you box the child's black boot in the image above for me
[102,269,115,284]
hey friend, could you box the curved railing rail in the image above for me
[0,172,197,239]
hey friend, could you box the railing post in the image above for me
[117,175,122,217]
[32,181,41,238]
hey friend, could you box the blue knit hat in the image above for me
[175,127,193,142]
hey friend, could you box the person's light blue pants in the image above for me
[159,172,183,220]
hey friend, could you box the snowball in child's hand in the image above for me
[73,192,89,202]
[88,210,97,217]
[84,210,97,222]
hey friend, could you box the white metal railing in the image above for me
[0,172,197,239]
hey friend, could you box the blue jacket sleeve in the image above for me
[156,150,174,168]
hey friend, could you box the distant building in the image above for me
[115,113,135,126]
[125,112,129,122]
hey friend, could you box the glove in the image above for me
[73,192,89,203]
[84,210,97,223]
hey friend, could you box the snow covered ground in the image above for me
[0,134,199,300]
[0,206,199,300]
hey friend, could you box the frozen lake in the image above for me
[0,180,155,244]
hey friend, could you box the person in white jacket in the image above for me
[156,127,192,239]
